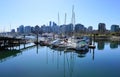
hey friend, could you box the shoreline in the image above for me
[93,36,120,41]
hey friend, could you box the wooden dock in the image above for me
[0,37,26,50]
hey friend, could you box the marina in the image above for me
[0,0,120,77]
[0,40,120,77]
[34,36,96,52]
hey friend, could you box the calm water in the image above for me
[0,41,120,77]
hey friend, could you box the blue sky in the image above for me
[0,0,120,32]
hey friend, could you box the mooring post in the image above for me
[10,39,11,50]
[24,35,26,44]
[92,48,95,61]
[3,37,5,48]
[37,34,38,44]
[90,34,92,45]
[93,34,95,45]
[24,35,26,48]
[19,40,20,50]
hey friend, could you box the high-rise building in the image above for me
[41,25,47,33]
[88,26,93,32]
[34,25,40,34]
[24,26,31,34]
[31,27,35,33]
[60,25,66,34]
[75,24,85,33]
[17,25,24,33]
[65,24,73,33]
[11,29,15,33]
[52,22,60,34]
[98,23,106,33]
[111,25,119,32]
[49,21,52,26]
[60,24,73,34]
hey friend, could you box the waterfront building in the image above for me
[31,27,35,33]
[88,26,93,32]
[41,25,47,33]
[111,25,119,32]
[75,24,85,33]
[49,21,52,27]
[65,24,73,33]
[98,23,106,33]
[41,25,53,33]
[11,29,15,33]
[45,26,51,33]
[17,25,24,33]
[60,25,66,34]
[59,24,73,36]
[24,26,31,34]
[52,22,60,34]
[34,25,40,34]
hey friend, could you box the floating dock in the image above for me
[88,45,96,49]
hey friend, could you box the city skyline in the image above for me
[0,0,120,32]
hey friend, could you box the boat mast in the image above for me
[64,13,67,25]
[58,12,60,26]
[71,5,75,36]
[64,13,67,36]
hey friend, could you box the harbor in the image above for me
[0,32,120,77]
[0,34,96,51]
[0,0,120,77]
[0,40,120,77]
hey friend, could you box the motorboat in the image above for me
[76,39,89,51]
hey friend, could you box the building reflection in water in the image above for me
[95,40,120,50]
[97,41,105,50]
[110,41,119,49]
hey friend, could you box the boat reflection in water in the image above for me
[75,49,89,58]
[44,44,95,77]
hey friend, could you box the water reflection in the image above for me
[110,41,119,49]
[75,49,89,58]
[97,41,105,50]
[0,44,36,63]
[1,40,119,64]
[39,46,75,77]
[1,41,120,77]
[39,46,95,77]
[0,50,21,63]
[89,48,95,60]
[36,45,39,54]
[95,40,120,50]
